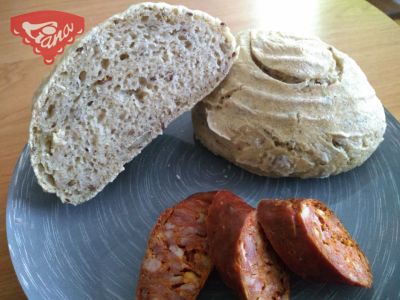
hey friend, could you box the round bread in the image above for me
[192,30,386,178]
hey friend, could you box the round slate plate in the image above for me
[7,111,400,300]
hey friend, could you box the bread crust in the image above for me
[192,30,386,178]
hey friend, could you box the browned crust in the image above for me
[257,199,372,288]
[136,192,217,300]
[207,191,289,299]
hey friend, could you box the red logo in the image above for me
[11,11,84,65]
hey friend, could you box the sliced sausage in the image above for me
[257,199,372,287]
[136,192,216,300]
[207,190,289,299]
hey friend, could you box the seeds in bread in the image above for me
[29,3,236,204]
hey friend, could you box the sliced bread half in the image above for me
[29,2,236,204]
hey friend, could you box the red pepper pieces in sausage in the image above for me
[207,190,289,300]
[136,192,217,300]
[257,199,373,288]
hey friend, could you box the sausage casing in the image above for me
[257,199,373,288]
[136,192,216,300]
[207,191,289,299]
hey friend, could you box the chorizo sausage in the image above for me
[257,199,372,288]
[207,191,289,299]
[136,192,216,300]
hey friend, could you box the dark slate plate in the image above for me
[6,111,400,300]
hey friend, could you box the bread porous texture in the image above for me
[29,2,236,204]
[192,30,386,178]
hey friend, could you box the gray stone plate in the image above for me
[7,111,400,299]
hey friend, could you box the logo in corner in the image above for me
[11,11,84,65]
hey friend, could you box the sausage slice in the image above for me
[207,191,289,299]
[136,192,216,300]
[257,199,372,288]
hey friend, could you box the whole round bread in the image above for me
[192,30,386,178]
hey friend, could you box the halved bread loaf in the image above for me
[29,2,236,204]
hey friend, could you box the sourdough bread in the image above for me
[192,30,386,178]
[29,2,236,204]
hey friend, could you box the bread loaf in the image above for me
[29,2,236,204]
[192,30,386,178]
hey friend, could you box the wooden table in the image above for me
[1,0,399,298]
